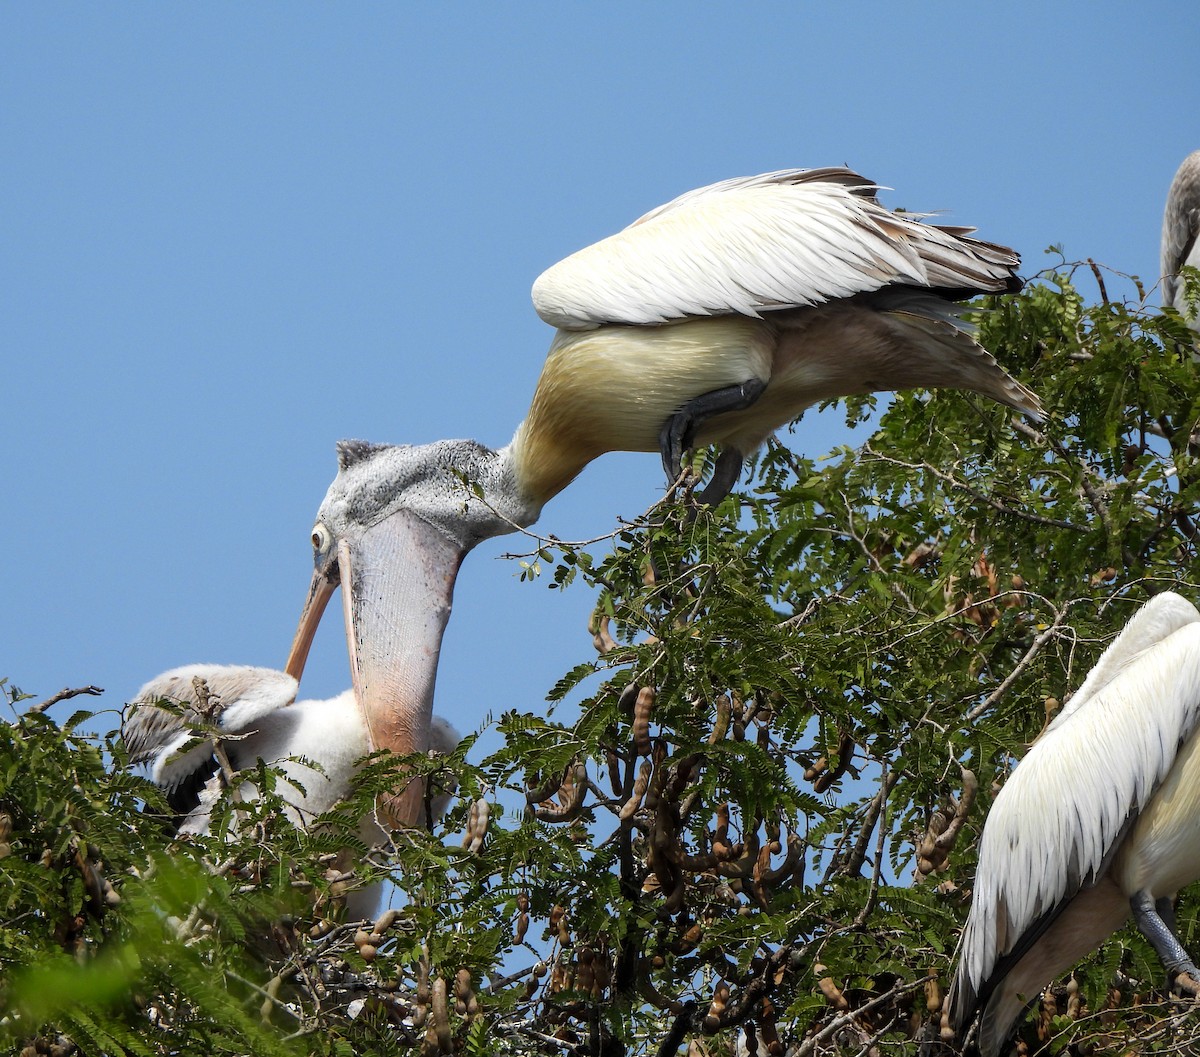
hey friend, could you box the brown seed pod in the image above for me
[811,731,856,793]
[1037,985,1057,1042]
[643,742,668,811]
[462,798,490,853]
[620,759,652,821]
[632,686,655,757]
[925,971,943,1013]
[531,762,588,823]
[708,694,731,744]
[732,696,747,742]
[617,680,641,716]
[1066,976,1081,1020]
[413,949,431,1028]
[373,908,400,934]
[940,1008,956,1042]
[454,968,474,1016]
[702,981,730,1032]
[915,767,978,882]
[431,976,452,1053]
[576,958,595,994]
[591,612,618,655]
[815,964,849,1010]
[549,959,573,994]
[605,749,624,798]
[308,918,335,939]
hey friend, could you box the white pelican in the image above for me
[286,167,1041,827]
[1162,150,1200,329]
[124,664,460,912]
[948,592,1200,1057]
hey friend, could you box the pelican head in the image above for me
[285,437,540,827]
[1162,150,1200,326]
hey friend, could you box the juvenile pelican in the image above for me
[287,167,1041,826]
[1162,150,1200,329]
[949,592,1200,1057]
[124,663,460,912]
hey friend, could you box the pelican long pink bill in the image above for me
[288,491,466,829]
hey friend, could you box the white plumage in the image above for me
[124,664,461,914]
[949,593,1200,1057]
[534,169,1011,328]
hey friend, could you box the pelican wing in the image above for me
[1162,151,1200,309]
[123,664,299,802]
[532,168,1020,329]
[952,594,1200,1030]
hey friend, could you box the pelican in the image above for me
[948,592,1200,1057]
[1162,150,1200,329]
[287,167,1041,827]
[124,664,460,912]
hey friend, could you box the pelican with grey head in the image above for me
[1163,151,1200,331]
[285,166,1041,828]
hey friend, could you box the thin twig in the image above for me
[28,685,104,714]
[1087,258,1110,304]
[852,765,891,928]
[792,974,936,1057]
[192,676,237,786]
[966,601,1079,722]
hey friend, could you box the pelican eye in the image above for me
[311,523,332,553]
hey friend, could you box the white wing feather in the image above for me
[532,168,1018,330]
[123,663,299,788]
[954,594,1200,1015]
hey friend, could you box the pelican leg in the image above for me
[1131,890,1200,993]
[1157,895,1178,935]
[659,378,766,483]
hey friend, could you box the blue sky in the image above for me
[5,5,1198,760]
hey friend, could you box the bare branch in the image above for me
[28,685,103,714]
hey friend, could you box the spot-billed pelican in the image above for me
[1162,150,1200,329]
[949,592,1200,1057]
[124,663,460,911]
[287,167,1041,827]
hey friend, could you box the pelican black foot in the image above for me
[658,377,766,484]
[693,448,746,507]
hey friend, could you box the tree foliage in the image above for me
[5,260,1200,1056]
